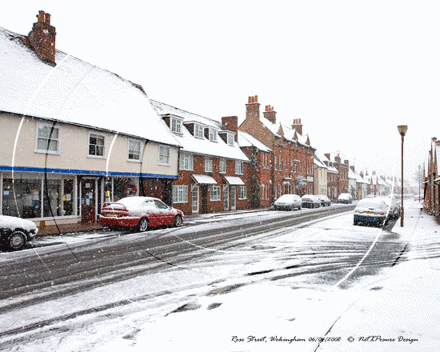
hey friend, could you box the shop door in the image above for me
[81,178,97,222]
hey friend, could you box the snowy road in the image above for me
[0,204,421,351]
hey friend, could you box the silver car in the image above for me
[273,194,302,211]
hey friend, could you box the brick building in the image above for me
[324,153,349,198]
[238,96,315,202]
[424,137,440,218]
[150,100,251,215]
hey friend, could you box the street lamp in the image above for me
[397,125,408,227]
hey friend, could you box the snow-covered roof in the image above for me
[314,153,327,169]
[315,151,338,174]
[348,168,357,180]
[150,100,249,162]
[238,131,272,152]
[259,116,312,148]
[0,26,179,147]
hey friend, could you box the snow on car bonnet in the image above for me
[0,215,37,231]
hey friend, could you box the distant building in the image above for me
[424,137,440,218]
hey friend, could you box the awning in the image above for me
[192,174,217,185]
[223,176,245,186]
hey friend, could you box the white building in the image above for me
[0,12,180,226]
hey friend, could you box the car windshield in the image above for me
[356,199,388,210]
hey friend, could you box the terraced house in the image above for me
[150,101,251,215]
[0,11,180,227]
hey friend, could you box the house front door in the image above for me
[231,186,236,210]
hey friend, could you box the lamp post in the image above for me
[397,125,408,227]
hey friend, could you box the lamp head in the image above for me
[397,125,408,137]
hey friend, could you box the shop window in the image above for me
[1,173,74,219]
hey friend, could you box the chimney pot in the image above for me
[255,95,258,103]
[37,10,45,23]
[45,13,51,25]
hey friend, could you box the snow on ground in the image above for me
[1,200,439,351]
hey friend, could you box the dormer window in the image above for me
[227,133,234,146]
[194,124,204,139]
[208,128,217,142]
[171,117,182,134]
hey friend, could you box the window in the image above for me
[128,139,141,161]
[205,157,213,172]
[180,153,193,171]
[209,128,217,142]
[171,117,182,134]
[88,132,105,157]
[219,158,226,173]
[173,185,188,203]
[159,145,170,165]
[195,124,204,138]
[279,157,282,171]
[36,123,60,154]
[210,185,221,201]
[227,133,234,146]
[275,156,278,170]
[235,161,243,175]
[239,186,247,199]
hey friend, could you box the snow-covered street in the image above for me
[1,200,439,351]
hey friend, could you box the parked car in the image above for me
[301,195,321,208]
[337,193,353,204]
[353,197,395,227]
[273,194,302,211]
[316,195,331,207]
[99,196,184,231]
[0,215,38,250]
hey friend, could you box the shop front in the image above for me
[0,170,141,225]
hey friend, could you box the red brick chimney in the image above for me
[245,95,260,121]
[350,165,355,172]
[344,159,349,165]
[335,154,341,163]
[29,10,57,65]
[222,116,238,142]
[263,105,276,124]
[292,118,303,135]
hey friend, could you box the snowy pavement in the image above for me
[0,200,439,351]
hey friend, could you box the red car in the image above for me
[99,196,184,231]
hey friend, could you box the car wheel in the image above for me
[138,218,149,232]
[173,215,182,227]
[299,205,302,210]
[8,231,27,251]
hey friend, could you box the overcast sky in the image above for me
[2,1,438,182]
